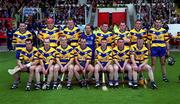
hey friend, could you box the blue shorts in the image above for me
[151,47,166,57]
[118,62,124,67]
[101,62,108,67]
[16,50,21,59]
[136,63,141,67]
[44,64,48,69]
[61,64,66,67]
[79,61,86,68]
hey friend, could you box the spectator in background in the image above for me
[6,21,16,51]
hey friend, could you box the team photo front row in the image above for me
[9,37,158,91]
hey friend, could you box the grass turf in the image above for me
[0,51,180,104]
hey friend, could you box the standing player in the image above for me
[61,18,81,48]
[95,23,115,47]
[35,38,57,90]
[12,22,33,60]
[54,36,74,89]
[38,18,60,48]
[148,19,170,82]
[11,39,39,91]
[114,22,130,46]
[130,38,157,89]
[129,20,147,80]
[80,24,96,64]
[94,38,114,87]
[74,38,94,87]
[129,20,147,47]
[113,39,133,87]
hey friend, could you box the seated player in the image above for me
[74,38,94,87]
[113,38,133,87]
[35,38,57,90]
[54,36,74,89]
[11,39,39,91]
[130,38,157,89]
[94,38,114,87]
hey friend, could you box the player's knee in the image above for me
[54,64,59,69]
[161,60,166,65]
[94,68,99,73]
[108,66,114,73]
[94,65,100,71]
[132,66,138,71]
[114,67,118,72]
[35,67,41,73]
[73,65,79,72]
[29,66,35,71]
[49,67,54,72]
[54,68,59,73]
[88,65,94,72]
[152,59,156,65]
[69,64,74,69]
[113,65,118,71]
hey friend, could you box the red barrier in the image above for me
[98,12,109,26]
[112,12,126,25]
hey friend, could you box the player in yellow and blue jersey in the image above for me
[12,22,33,59]
[113,22,130,46]
[130,37,157,89]
[74,38,94,87]
[95,23,115,47]
[113,38,133,87]
[61,18,81,48]
[94,38,114,87]
[38,18,60,48]
[129,20,147,47]
[54,36,75,89]
[35,38,57,90]
[148,19,170,82]
[11,39,39,91]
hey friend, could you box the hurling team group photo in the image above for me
[0,0,180,103]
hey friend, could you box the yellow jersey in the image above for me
[130,44,148,63]
[148,28,170,47]
[38,27,60,47]
[95,46,113,63]
[12,31,33,51]
[129,28,147,45]
[61,26,81,47]
[56,45,74,65]
[74,46,92,63]
[19,47,39,64]
[114,30,130,45]
[38,47,57,65]
[113,46,130,62]
[96,30,115,46]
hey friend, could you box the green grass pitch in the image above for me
[0,51,180,104]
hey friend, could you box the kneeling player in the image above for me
[74,38,94,87]
[94,38,114,87]
[35,38,56,90]
[113,39,133,87]
[131,38,157,89]
[11,39,39,90]
[54,36,74,89]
